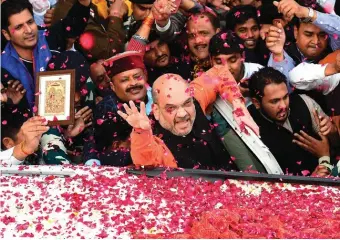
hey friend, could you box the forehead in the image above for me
[156,79,190,105]
[187,15,214,32]
[114,68,143,79]
[146,39,160,50]
[135,3,153,9]
[213,53,240,60]
[263,83,288,99]
[236,18,258,29]
[298,23,323,34]
[8,9,33,26]
[90,63,105,74]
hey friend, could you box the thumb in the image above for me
[276,21,283,30]
[273,1,279,7]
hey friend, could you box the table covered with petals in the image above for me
[1,165,340,239]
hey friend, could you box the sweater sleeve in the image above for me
[47,1,90,51]
[130,128,178,168]
[82,16,126,60]
[190,67,243,114]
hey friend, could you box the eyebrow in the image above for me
[14,18,34,28]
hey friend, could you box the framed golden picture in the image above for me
[35,70,75,126]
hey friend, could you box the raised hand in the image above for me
[152,0,177,26]
[313,109,336,136]
[265,21,286,61]
[65,106,93,138]
[273,0,310,21]
[20,116,50,154]
[43,8,54,28]
[117,101,151,130]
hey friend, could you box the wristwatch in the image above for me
[300,7,314,23]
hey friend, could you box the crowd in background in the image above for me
[1,0,340,177]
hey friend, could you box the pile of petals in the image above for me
[0,165,339,239]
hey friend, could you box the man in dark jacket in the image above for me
[248,67,339,176]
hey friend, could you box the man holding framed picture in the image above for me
[0,0,91,109]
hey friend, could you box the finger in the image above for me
[266,36,281,43]
[267,31,281,38]
[81,109,93,119]
[140,101,146,116]
[299,130,315,143]
[117,110,128,120]
[85,121,93,128]
[11,80,20,89]
[292,139,310,151]
[21,89,27,94]
[7,80,13,85]
[27,116,47,124]
[293,133,311,145]
[273,1,279,7]
[77,106,90,115]
[26,125,50,132]
[16,83,24,92]
[312,109,321,128]
[129,100,138,113]
[123,103,133,115]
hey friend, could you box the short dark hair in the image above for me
[209,31,243,57]
[248,67,287,100]
[225,5,259,31]
[188,11,220,30]
[1,0,34,30]
[258,1,283,24]
[1,107,27,150]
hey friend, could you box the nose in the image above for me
[311,34,319,45]
[194,35,204,44]
[278,99,287,110]
[247,29,254,38]
[176,107,187,118]
[155,46,163,56]
[24,23,33,33]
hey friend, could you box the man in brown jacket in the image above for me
[52,0,127,62]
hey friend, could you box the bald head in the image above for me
[152,74,189,104]
[152,73,196,136]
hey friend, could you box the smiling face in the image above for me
[144,40,170,68]
[294,23,328,60]
[111,68,147,102]
[235,18,260,49]
[187,15,218,61]
[153,75,196,136]
[2,9,38,50]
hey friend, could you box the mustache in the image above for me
[156,54,168,62]
[126,85,143,93]
[174,115,190,124]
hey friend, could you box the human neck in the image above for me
[14,45,33,61]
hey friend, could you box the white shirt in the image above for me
[289,62,340,95]
[0,147,24,166]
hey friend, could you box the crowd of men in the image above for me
[1,0,340,177]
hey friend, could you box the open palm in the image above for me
[118,101,151,130]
